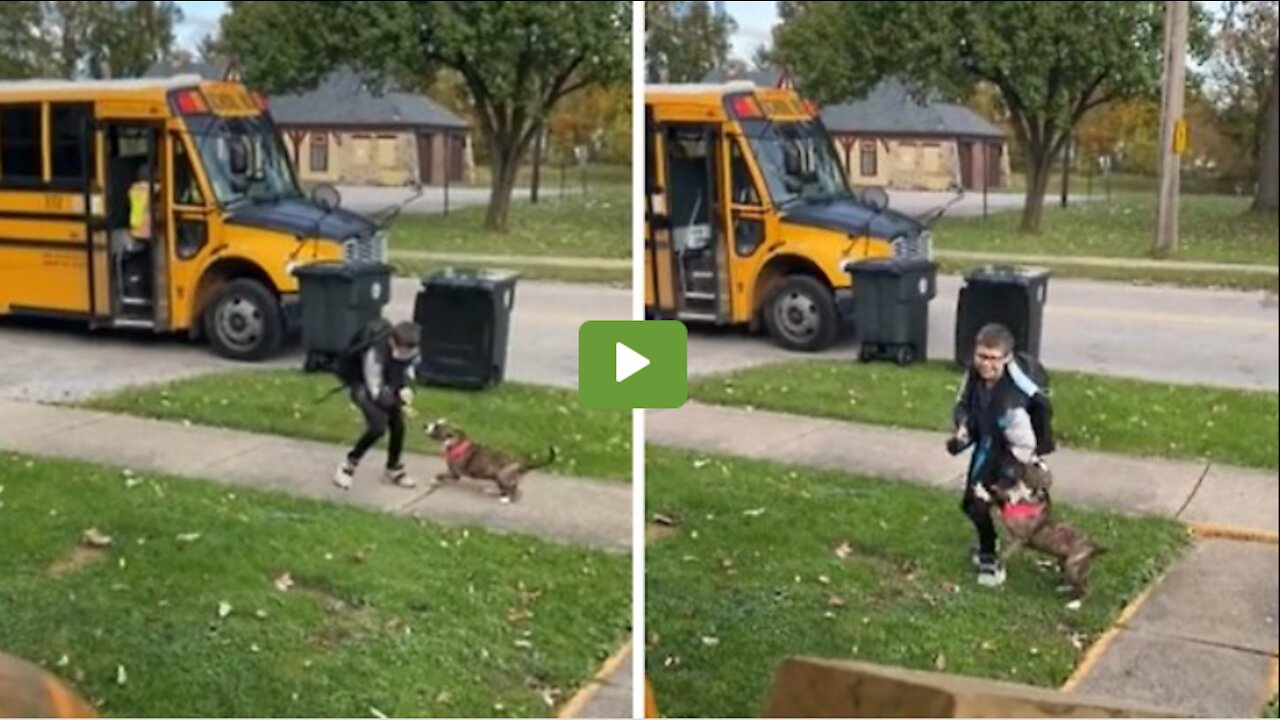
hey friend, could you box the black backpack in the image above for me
[334,318,393,388]
[1009,351,1056,456]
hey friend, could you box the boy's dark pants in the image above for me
[348,386,405,469]
[961,481,999,557]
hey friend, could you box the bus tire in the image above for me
[763,275,838,352]
[203,278,283,362]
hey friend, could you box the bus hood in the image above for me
[225,199,378,242]
[782,199,923,240]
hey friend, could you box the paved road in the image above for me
[0,278,626,402]
[685,275,1279,391]
[882,189,1093,219]
[4,275,1275,402]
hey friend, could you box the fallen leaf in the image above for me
[493,704,505,713]
[116,665,127,686]
[834,542,853,560]
[56,655,70,667]
[701,636,719,647]
[435,691,453,705]
[940,581,958,594]
[255,609,269,620]
[934,653,947,671]
[1030,647,1040,656]
[82,528,112,548]
[118,558,126,570]
[693,459,710,469]
[1070,633,1088,651]
[652,513,676,526]
[1065,599,1082,612]
[370,708,387,719]
[817,575,831,585]
[981,640,996,652]
[218,602,232,619]
[176,533,201,543]
[125,477,143,489]
[743,507,766,517]
[274,573,294,592]
[250,644,260,654]
[827,596,846,608]
[513,639,533,650]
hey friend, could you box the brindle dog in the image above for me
[425,419,556,503]
[989,461,1107,598]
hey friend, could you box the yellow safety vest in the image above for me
[129,182,151,239]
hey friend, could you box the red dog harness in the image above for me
[443,438,473,464]
[1001,501,1046,521]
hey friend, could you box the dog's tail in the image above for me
[525,445,558,471]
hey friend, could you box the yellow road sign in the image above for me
[1173,117,1188,155]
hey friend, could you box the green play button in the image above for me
[578,321,688,409]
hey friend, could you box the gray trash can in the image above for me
[413,267,518,389]
[954,264,1051,365]
[292,260,393,372]
[848,257,938,365]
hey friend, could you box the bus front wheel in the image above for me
[763,275,838,352]
[203,278,283,362]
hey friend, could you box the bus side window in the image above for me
[730,139,761,207]
[0,104,44,187]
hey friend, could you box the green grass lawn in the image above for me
[933,192,1279,268]
[0,454,629,717]
[1264,695,1278,718]
[79,372,631,482]
[389,182,629,259]
[392,258,630,288]
[644,447,1188,719]
[689,360,1279,470]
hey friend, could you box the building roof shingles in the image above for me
[267,69,468,130]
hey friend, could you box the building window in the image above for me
[860,141,878,177]
[0,104,43,185]
[309,133,328,172]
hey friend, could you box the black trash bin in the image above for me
[848,257,938,365]
[414,267,518,389]
[292,260,393,372]
[954,264,1051,365]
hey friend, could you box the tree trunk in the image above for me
[1019,150,1053,233]
[530,121,544,204]
[1252,58,1278,214]
[485,146,522,232]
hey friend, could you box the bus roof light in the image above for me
[730,96,762,119]
[175,90,207,115]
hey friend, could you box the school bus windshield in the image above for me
[186,114,303,208]
[739,117,853,209]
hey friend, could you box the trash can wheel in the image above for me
[894,345,915,366]
[858,343,879,362]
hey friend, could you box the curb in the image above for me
[1060,577,1162,692]
[1188,522,1280,546]
[557,640,633,719]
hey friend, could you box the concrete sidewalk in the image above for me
[0,398,632,553]
[648,402,1278,535]
[648,401,1279,717]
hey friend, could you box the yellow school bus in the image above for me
[0,75,384,361]
[644,81,933,351]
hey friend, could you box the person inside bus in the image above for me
[121,163,155,298]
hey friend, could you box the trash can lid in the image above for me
[963,264,1052,284]
[422,266,519,289]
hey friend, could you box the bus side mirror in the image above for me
[312,183,341,211]
[861,186,889,212]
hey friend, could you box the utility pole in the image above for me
[1154,0,1190,259]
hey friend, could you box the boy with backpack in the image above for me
[947,322,1056,587]
[332,318,423,491]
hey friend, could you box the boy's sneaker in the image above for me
[333,460,355,490]
[976,555,1006,587]
[971,541,1000,570]
[383,465,418,489]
